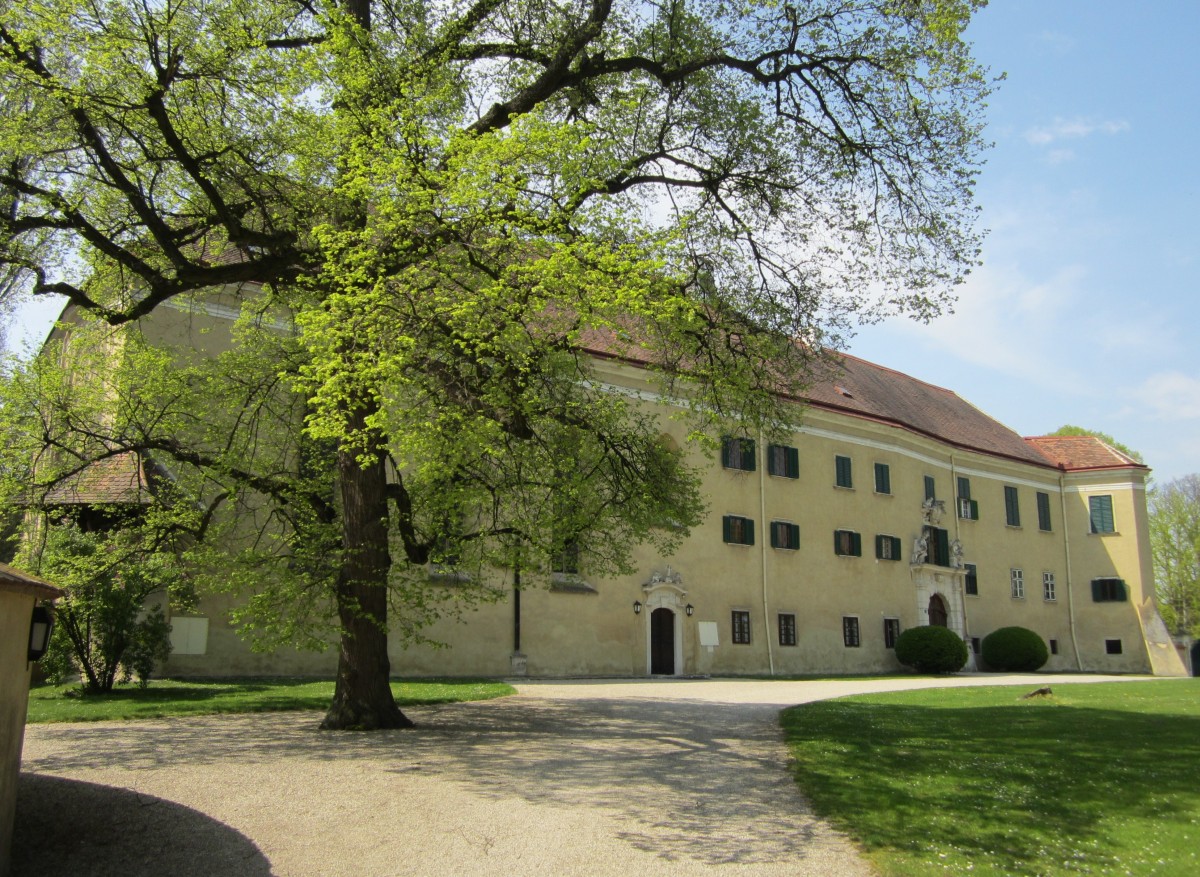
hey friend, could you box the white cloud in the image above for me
[1130,371,1200,422]
[1024,117,1130,146]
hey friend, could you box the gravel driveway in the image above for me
[14,674,1138,876]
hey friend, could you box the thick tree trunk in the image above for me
[320,409,412,730]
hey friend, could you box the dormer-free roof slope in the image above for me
[1024,435,1148,472]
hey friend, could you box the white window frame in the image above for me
[1010,568,1024,599]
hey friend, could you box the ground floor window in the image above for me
[883,618,900,649]
[732,610,751,644]
[1049,638,1059,655]
[778,613,797,646]
[842,616,860,648]
[1043,571,1056,602]
[971,636,981,655]
[1105,638,1123,655]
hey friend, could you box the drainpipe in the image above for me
[949,453,972,665]
[1059,470,1083,670]
[759,430,775,676]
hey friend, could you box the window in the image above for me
[1049,638,1059,655]
[964,563,978,595]
[1037,491,1052,531]
[971,637,981,655]
[778,613,797,647]
[767,444,799,479]
[883,618,900,649]
[722,515,755,546]
[1105,638,1123,655]
[922,526,951,566]
[835,455,853,488]
[842,616,861,648]
[1092,577,1128,602]
[770,521,800,550]
[1010,568,1024,599]
[957,476,978,520]
[924,475,937,502]
[552,538,581,575]
[1043,571,1056,602]
[1004,486,1021,527]
[732,610,751,644]
[874,463,891,495]
[722,437,756,472]
[875,534,902,561]
[833,529,862,557]
[1089,495,1115,534]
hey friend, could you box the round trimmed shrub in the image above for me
[981,626,1049,672]
[894,625,969,674]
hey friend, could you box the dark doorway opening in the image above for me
[928,593,948,627]
[1191,640,1200,677]
[650,608,675,675]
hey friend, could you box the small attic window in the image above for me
[834,385,853,398]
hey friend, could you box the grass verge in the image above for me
[782,679,1200,877]
[27,677,515,724]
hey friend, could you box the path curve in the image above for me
[15,674,1146,876]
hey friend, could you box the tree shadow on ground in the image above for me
[21,695,856,869]
[12,774,272,877]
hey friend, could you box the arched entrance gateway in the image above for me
[642,566,687,676]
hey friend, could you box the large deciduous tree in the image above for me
[1149,475,1200,639]
[0,0,992,728]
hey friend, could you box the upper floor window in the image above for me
[833,529,862,557]
[921,526,951,567]
[770,520,800,550]
[1089,495,1115,534]
[767,444,799,479]
[835,455,853,489]
[924,475,937,501]
[1092,577,1128,602]
[1010,568,1024,599]
[723,515,755,546]
[964,562,978,595]
[874,462,891,495]
[552,538,581,575]
[722,437,756,471]
[875,534,902,561]
[1037,491,1052,531]
[1004,486,1021,527]
[957,476,978,520]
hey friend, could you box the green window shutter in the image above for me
[722,516,732,542]
[721,439,732,468]
[744,439,756,472]
[745,518,755,545]
[770,522,780,548]
[1090,496,1115,533]
[1116,579,1128,601]
[1092,579,1104,601]
[924,475,936,501]
[875,463,890,494]
[851,532,862,557]
[969,498,979,520]
[1037,492,1052,531]
[787,446,799,478]
[875,534,885,558]
[890,536,902,559]
[835,455,852,488]
[834,530,842,554]
[957,477,971,500]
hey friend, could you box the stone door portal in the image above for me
[650,608,675,675]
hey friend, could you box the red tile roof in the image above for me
[0,562,64,599]
[1024,435,1147,472]
[42,453,156,505]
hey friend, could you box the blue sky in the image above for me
[849,0,1200,483]
[4,1,1198,480]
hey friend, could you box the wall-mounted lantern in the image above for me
[632,600,642,615]
[28,604,54,662]
[685,604,694,617]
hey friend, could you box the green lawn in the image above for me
[27,677,515,723]
[782,679,1200,877]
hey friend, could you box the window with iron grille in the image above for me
[778,613,797,646]
[732,610,751,644]
[883,618,900,649]
[842,616,861,648]
[875,534,902,560]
